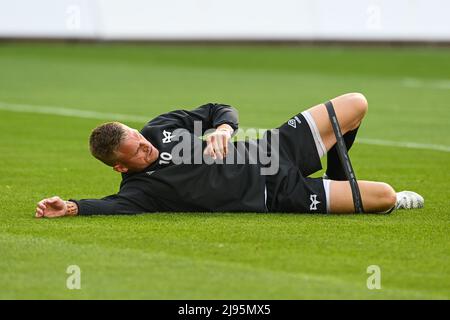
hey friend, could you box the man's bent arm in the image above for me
[145,103,239,136]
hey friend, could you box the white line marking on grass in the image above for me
[0,101,149,123]
[402,78,450,90]
[357,138,450,153]
[1,101,449,153]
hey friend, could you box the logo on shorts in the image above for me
[288,116,301,128]
[310,194,320,211]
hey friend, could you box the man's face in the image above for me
[113,125,159,173]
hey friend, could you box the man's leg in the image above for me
[306,93,397,213]
[305,93,423,213]
[328,180,396,213]
[306,92,368,152]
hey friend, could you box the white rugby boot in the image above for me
[395,191,424,210]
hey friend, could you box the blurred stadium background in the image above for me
[1,0,450,42]
[0,0,449,299]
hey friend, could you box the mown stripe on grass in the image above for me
[0,232,445,299]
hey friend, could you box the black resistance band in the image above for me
[325,100,364,213]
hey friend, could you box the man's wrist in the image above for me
[65,201,79,216]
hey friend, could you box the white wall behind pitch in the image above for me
[0,0,449,41]
[0,0,99,38]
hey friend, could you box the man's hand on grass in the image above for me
[203,124,234,160]
[35,196,68,218]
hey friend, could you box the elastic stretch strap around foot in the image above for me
[325,101,365,213]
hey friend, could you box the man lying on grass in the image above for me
[35,93,424,218]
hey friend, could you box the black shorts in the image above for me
[264,112,329,213]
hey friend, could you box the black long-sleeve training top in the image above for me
[71,103,269,215]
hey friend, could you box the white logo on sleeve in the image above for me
[309,194,320,211]
[162,130,175,143]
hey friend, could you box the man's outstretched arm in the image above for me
[35,194,148,218]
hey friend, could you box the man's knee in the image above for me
[349,92,368,117]
[377,183,397,211]
[337,92,368,130]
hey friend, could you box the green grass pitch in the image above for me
[0,43,449,299]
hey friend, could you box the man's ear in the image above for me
[113,163,128,173]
